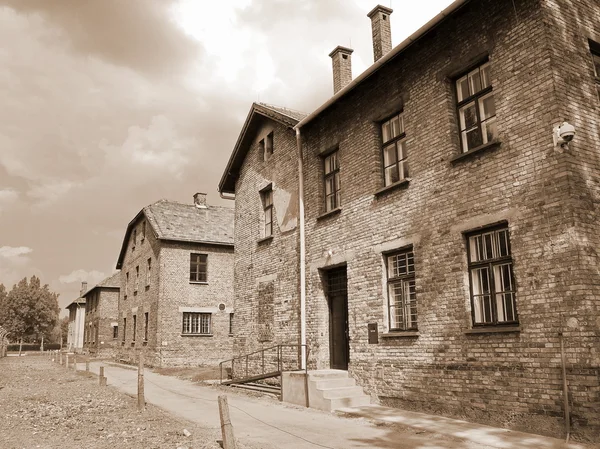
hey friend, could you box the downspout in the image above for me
[296,127,307,370]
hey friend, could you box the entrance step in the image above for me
[282,370,371,412]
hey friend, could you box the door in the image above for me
[327,267,349,370]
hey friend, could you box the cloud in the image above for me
[27,180,78,207]
[59,269,106,286]
[0,188,18,211]
[0,246,32,259]
[0,0,203,78]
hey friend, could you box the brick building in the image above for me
[221,0,600,440]
[115,194,234,367]
[82,272,120,357]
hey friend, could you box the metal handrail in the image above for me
[219,344,309,385]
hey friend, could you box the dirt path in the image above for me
[0,355,262,449]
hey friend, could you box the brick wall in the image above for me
[84,287,119,357]
[298,0,599,439]
[157,241,234,367]
[233,116,301,370]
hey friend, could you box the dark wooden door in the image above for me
[327,267,349,370]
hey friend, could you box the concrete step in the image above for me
[307,369,349,380]
[329,395,371,410]
[314,377,356,390]
[321,386,366,399]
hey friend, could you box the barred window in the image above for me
[182,312,211,335]
[190,253,207,282]
[386,249,417,331]
[467,225,518,326]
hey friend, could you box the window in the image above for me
[323,151,340,212]
[190,253,208,282]
[135,266,139,292]
[122,318,126,343]
[262,188,273,238]
[142,221,146,241]
[456,61,497,152]
[467,225,518,326]
[229,313,234,335]
[589,40,600,101]
[144,312,149,342]
[386,249,417,331]
[132,228,137,249]
[381,112,408,186]
[265,132,273,158]
[182,312,211,335]
[132,315,137,342]
[146,258,152,286]
[125,272,129,297]
[113,325,118,339]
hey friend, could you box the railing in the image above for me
[219,344,309,385]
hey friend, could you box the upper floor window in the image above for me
[144,312,149,342]
[190,253,208,282]
[135,266,139,292]
[113,325,118,339]
[381,112,408,186]
[261,187,273,238]
[182,312,211,335]
[456,61,497,153]
[466,225,518,326]
[386,248,417,331]
[229,312,234,335]
[125,272,129,297]
[323,151,340,212]
[259,132,274,161]
[142,221,146,241]
[146,258,152,286]
[132,228,137,250]
[132,315,137,343]
[589,40,600,101]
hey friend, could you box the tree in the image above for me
[0,276,60,353]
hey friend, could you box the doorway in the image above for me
[326,266,349,370]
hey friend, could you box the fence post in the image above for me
[73,354,77,371]
[65,354,70,369]
[86,360,90,372]
[218,395,237,449]
[99,366,106,386]
[137,351,145,411]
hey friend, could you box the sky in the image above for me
[0,0,454,314]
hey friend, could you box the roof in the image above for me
[65,298,85,310]
[116,200,235,269]
[82,271,121,297]
[218,102,308,194]
[295,0,470,129]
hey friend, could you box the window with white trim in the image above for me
[182,312,211,335]
[381,112,408,186]
[467,225,518,326]
[456,61,497,152]
[386,249,417,331]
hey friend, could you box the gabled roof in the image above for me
[116,200,234,269]
[82,271,120,298]
[65,298,85,310]
[218,102,308,194]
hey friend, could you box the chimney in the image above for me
[367,5,393,62]
[193,192,207,209]
[80,282,87,296]
[329,46,354,94]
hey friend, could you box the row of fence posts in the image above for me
[47,349,236,448]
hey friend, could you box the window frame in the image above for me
[261,187,274,238]
[182,312,212,335]
[385,247,418,332]
[122,317,126,343]
[466,223,518,327]
[144,312,149,342]
[455,60,497,153]
[125,272,129,298]
[190,253,208,283]
[589,40,600,102]
[132,228,137,250]
[113,325,118,340]
[135,266,139,292]
[323,150,341,213]
[380,112,409,187]
[265,132,273,158]
[146,258,152,286]
[229,312,234,335]
[132,315,137,343]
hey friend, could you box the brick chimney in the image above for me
[367,5,393,62]
[329,46,354,94]
[193,192,207,209]
[80,282,87,296]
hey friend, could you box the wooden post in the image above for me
[218,395,237,449]
[99,366,106,386]
[86,360,90,372]
[65,354,70,368]
[59,352,63,365]
[137,351,145,411]
[73,354,77,371]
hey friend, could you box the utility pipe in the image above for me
[296,128,307,369]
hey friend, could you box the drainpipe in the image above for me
[296,127,307,370]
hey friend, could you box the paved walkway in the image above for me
[83,362,590,449]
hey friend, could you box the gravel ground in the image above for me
[0,355,259,449]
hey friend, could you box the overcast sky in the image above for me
[0,0,454,314]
